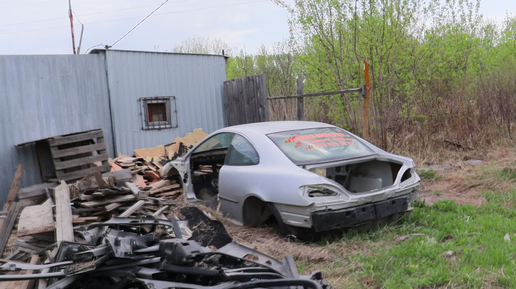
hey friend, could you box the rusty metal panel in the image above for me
[102,50,227,156]
[0,55,114,207]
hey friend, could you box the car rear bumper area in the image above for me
[311,197,408,232]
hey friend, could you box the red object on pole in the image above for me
[69,0,76,54]
[362,58,371,139]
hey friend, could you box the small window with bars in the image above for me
[139,96,178,130]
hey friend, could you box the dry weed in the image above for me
[419,145,516,206]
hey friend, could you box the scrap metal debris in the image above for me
[1,209,330,288]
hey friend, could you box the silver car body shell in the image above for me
[161,121,420,230]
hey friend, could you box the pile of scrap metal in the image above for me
[0,206,331,289]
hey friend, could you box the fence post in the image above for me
[297,77,304,121]
[362,58,371,139]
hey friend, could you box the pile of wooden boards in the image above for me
[0,128,209,265]
[2,175,172,260]
[108,128,207,193]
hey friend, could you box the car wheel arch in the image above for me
[241,196,274,227]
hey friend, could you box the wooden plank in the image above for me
[18,183,58,199]
[154,189,182,197]
[125,182,141,197]
[80,194,136,208]
[72,217,100,224]
[79,194,95,201]
[53,153,108,170]
[149,184,181,195]
[93,171,109,189]
[5,164,24,211]
[134,174,147,188]
[102,169,133,182]
[48,129,103,146]
[51,142,107,158]
[105,203,122,211]
[146,170,161,180]
[119,200,145,217]
[57,163,111,182]
[5,255,40,289]
[152,205,169,218]
[35,141,51,181]
[54,181,74,243]
[148,180,171,191]
[0,202,21,257]
[17,200,54,237]
[259,74,269,121]
[134,144,166,158]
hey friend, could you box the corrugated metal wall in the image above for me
[0,55,114,207]
[102,50,227,155]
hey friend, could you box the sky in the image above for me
[0,0,515,55]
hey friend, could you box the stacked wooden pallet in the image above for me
[49,129,110,182]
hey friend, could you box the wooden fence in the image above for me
[223,74,269,126]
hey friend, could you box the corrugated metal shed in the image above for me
[100,50,227,155]
[0,55,114,207]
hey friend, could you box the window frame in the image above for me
[139,96,178,130]
[224,134,260,166]
[191,132,236,155]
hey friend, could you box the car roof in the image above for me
[220,121,335,135]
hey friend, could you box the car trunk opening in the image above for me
[309,160,412,193]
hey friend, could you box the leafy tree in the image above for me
[171,35,233,55]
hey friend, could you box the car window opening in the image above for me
[189,133,259,203]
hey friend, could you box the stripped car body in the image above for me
[162,121,420,235]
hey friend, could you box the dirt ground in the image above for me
[418,146,516,207]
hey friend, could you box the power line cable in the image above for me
[109,0,170,48]
[0,0,188,28]
[0,0,269,36]
[85,44,106,54]
[0,0,59,9]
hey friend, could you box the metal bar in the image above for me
[0,272,65,281]
[170,216,183,239]
[268,87,362,100]
[1,261,73,271]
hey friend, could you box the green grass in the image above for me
[495,168,516,181]
[301,196,516,288]
[419,169,442,181]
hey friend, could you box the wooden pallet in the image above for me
[49,129,110,182]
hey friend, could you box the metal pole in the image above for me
[68,0,76,54]
[362,58,371,139]
[297,77,304,121]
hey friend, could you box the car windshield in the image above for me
[267,127,373,165]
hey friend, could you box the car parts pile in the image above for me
[1,206,331,289]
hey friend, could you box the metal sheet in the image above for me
[102,50,227,156]
[0,55,114,207]
[0,51,227,206]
